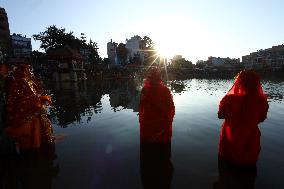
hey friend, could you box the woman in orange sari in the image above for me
[5,64,54,152]
[218,70,269,166]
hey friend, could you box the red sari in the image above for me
[5,65,54,151]
[139,78,175,144]
[218,70,269,165]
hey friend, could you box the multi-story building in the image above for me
[208,56,225,66]
[11,34,32,58]
[107,36,150,66]
[107,39,117,65]
[125,35,141,57]
[0,7,10,53]
[207,56,240,66]
[242,45,284,70]
[125,35,145,64]
[206,56,241,71]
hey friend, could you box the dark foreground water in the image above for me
[4,78,284,188]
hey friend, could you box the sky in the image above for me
[1,0,284,63]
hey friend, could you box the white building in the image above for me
[11,34,32,58]
[125,35,145,63]
[107,39,117,64]
[125,35,141,57]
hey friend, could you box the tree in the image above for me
[140,36,154,50]
[84,39,101,65]
[33,25,80,51]
[140,36,157,66]
[31,50,46,64]
[33,25,101,64]
[171,56,194,69]
[196,60,208,69]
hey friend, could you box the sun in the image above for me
[155,43,172,59]
[141,15,194,60]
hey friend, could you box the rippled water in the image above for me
[17,78,284,188]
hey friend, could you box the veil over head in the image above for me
[144,67,162,87]
[218,70,269,165]
[14,64,32,79]
[226,70,266,98]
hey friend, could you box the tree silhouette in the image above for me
[33,25,101,64]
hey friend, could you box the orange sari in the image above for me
[5,65,53,151]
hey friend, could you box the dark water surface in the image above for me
[15,78,284,188]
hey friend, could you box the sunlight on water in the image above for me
[40,79,284,188]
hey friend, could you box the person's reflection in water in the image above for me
[214,157,257,189]
[0,145,59,189]
[18,145,59,189]
[139,67,175,189]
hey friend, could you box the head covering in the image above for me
[226,70,266,97]
[218,70,269,165]
[13,64,32,79]
[145,67,162,86]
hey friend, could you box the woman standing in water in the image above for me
[139,67,175,189]
[5,64,54,152]
[217,70,269,165]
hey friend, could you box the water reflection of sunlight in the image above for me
[47,78,284,128]
[263,81,284,103]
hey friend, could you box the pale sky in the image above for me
[1,0,284,63]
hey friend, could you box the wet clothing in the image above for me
[139,81,175,144]
[218,71,269,165]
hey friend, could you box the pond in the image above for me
[6,78,284,189]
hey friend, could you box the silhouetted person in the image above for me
[217,70,269,165]
[139,67,175,189]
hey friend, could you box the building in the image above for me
[125,35,141,57]
[208,56,240,68]
[242,45,284,70]
[0,7,10,54]
[125,35,145,64]
[208,56,225,66]
[107,36,148,66]
[47,45,86,81]
[107,39,117,65]
[11,34,32,58]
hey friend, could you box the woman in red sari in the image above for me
[5,64,54,152]
[139,68,175,144]
[139,68,175,189]
[218,70,269,166]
